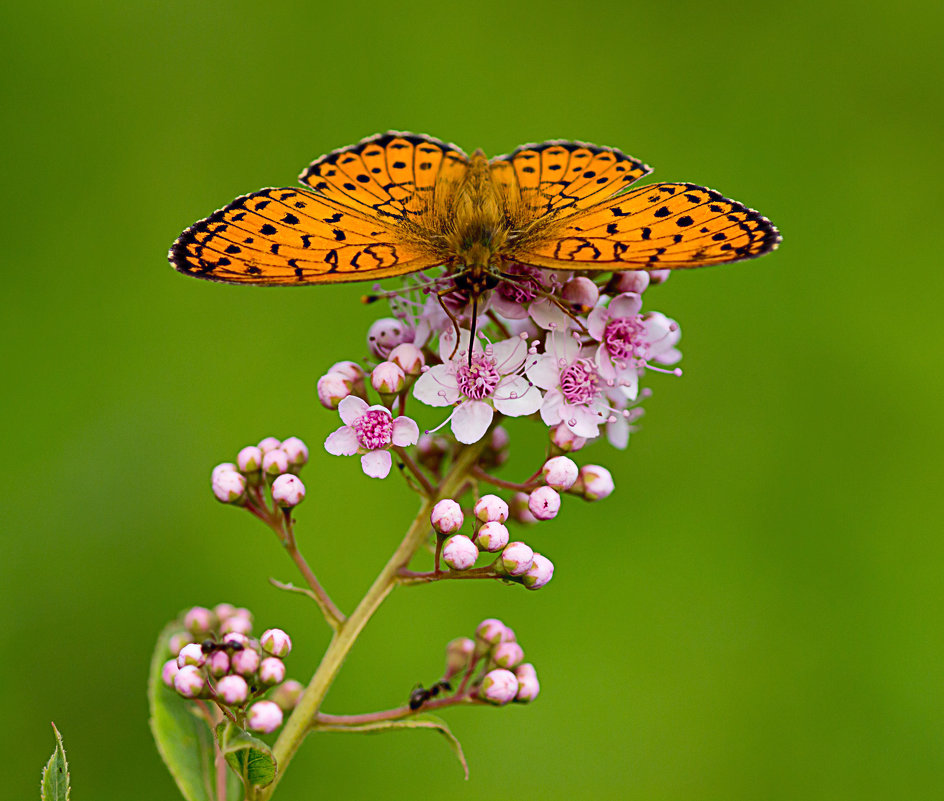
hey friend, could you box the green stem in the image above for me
[261,438,487,798]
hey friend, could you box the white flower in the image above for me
[413,330,542,445]
[525,331,609,439]
[324,396,419,479]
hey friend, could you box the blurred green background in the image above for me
[3,1,943,799]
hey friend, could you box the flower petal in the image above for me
[607,414,630,450]
[608,292,643,319]
[338,395,369,426]
[530,298,572,331]
[324,427,359,456]
[451,401,494,444]
[391,415,420,447]
[545,330,580,363]
[361,449,392,479]
[413,366,460,407]
[494,376,543,416]
[539,389,565,427]
[489,335,527,371]
[586,306,608,341]
[525,355,560,390]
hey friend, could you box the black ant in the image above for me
[201,638,244,654]
[408,679,452,711]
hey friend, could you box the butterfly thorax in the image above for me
[441,151,509,292]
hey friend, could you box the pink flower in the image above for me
[324,396,419,479]
[587,293,681,400]
[525,332,610,439]
[413,330,542,444]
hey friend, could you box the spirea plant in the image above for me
[43,267,686,801]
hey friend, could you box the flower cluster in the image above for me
[319,267,679,474]
[161,604,302,734]
[211,435,309,510]
[409,617,540,710]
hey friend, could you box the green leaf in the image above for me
[148,621,217,801]
[40,723,70,801]
[316,714,469,779]
[216,722,277,789]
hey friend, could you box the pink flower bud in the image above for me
[509,492,538,524]
[168,632,191,657]
[388,343,425,376]
[261,628,292,658]
[578,465,614,501]
[500,541,534,576]
[480,669,518,705]
[474,521,509,553]
[442,534,477,571]
[528,486,561,520]
[176,643,205,668]
[262,448,290,476]
[281,437,309,467]
[270,679,304,711]
[542,456,579,491]
[247,700,284,734]
[272,474,305,507]
[611,270,650,295]
[430,499,464,535]
[522,553,554,590]
[231,648,260,677]
[550,424,587,453]
[237,446,263,473]
[220,615,253,636]
[328,360,365,382]
[444,637,475,678]
[206,650,230,678]
[222,632,250,648]
[317,371,354,410]
[473,494,509,523]
[514,664,540,702]
[367,317,411,359]
[212,462,237,482]
[173,665,206,698]
[648,268,671,284]
[259,657,286,685]
[476,618,509,646]
[216,674,249,706]
[257,437,282,454]
[213,602,236,621]
[184,606,216,636]
[561,276,599,312]
[493,641,524,669]
[371,360,406,394]
[490,426,510,451]
[212,469,246,504]
[161,659,180,687]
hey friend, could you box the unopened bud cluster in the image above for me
[211,436,309,512]
[161,604,301,734]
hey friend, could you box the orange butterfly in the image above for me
[169,132,780,295]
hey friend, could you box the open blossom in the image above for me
[526,331,610,439]
[413,329,542,444]
[587,293,681,400]
[324,395,419,479]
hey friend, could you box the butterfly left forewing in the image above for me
[169,187,445,285]
[505,182,780,270]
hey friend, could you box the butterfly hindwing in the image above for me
[299,131,469,220]
[507,182,780,269]
[490,140,652,222]
[169,187,444,285]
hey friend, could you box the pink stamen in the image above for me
[351,410,393,450]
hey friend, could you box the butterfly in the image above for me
[169,131,780,298]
